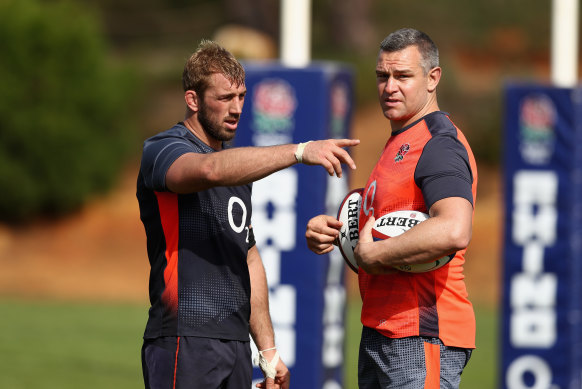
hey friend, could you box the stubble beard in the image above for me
[198,103,235,143]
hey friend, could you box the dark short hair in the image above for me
[379,28,439,74]
[182,40,245,96]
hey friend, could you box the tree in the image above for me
[0,0,138,222]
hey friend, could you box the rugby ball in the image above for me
[336,188,364,273]
[372,210,455,273]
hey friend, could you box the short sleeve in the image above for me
[140,136,194,191]
[414,135,474,209]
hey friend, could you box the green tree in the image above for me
[0,0,138,222]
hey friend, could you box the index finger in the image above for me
[332,138,360,148]
[331,147,357,170]
[307,215,342,232]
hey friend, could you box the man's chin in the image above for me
[382,109,401,121]
[206,127,236,143]
[383,108,412,122]
[220,129,236,142]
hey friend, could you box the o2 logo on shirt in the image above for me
[363,180,376,217]
[228,196,249,242]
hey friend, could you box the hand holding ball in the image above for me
[336,190,454,273]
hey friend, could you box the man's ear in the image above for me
[427,66,441,93]
[184,90,199,113]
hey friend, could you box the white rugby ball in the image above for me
[336,188,363,273]
[372,210,455,273]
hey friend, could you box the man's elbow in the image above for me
[448,226,472,251]
[199,159,222,185]
[167,160,219,193]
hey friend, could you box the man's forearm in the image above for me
[167,144,297,194]
[247,246,276,350]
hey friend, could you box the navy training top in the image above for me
[137,123,254,341]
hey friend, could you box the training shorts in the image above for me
[358,326,472,389]
[141,336,252,389]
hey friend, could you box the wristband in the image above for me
[294,141,312,163]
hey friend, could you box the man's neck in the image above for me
[390,100,440,132]
[183,117,222,150]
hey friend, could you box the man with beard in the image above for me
[136,40,359,389]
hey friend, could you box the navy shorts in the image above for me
[141,336,252,389]
[358,327,472,389]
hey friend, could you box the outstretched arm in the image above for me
[166,139,359,193]
[247,245,290,389]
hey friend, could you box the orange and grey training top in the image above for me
[358,111,478,349]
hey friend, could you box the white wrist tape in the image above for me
[294,141,312,163]
[253,349,279,379]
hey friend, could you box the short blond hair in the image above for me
[182,40,245,97]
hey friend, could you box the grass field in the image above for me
[0,298,497,388]
[0,299,146,389]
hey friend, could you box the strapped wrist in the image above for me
[294,141,312,163]
[253,348,279,379]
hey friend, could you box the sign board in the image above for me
[502,84,582,389]
[234,62,354,389]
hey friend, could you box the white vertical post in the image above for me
[280,0,311,67]
[551,0,579,87]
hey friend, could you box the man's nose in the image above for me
[384,77,397,93]
[231,98,244,114]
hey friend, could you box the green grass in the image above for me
[0,298,497,388]
[344,298,499,389]
[0,299,147,389]
[461,305,499,388]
